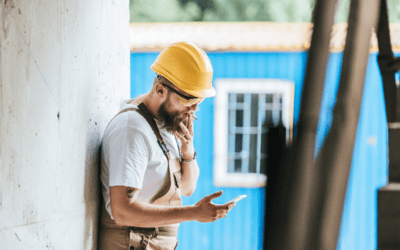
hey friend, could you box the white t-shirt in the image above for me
[100,99,181,219]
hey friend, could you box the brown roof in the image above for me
[129,22,400,53]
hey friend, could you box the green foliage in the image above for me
[388,0,400,23]
[129,0,201,22]
[334,0,350,23]
[129,0,400,23]
[129,0,315,22]
[333,0,400,23]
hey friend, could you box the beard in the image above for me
[157,97,187,135]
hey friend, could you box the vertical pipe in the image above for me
[310,0,380,249]
[265,125,287,248]
[264,0,339,249]
[377,0,397,123]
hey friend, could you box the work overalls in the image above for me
[99,102,183,250]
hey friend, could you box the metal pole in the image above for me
[377,0,398,123]
[264,125,287,247]
[264,0,338,248]
[309,0,381,249]
[376,1,400,248]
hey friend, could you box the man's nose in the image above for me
[189,103,198,111]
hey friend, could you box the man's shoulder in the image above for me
[109,108,152,135]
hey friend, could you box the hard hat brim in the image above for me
[151,65,216,98]
[189,87,216,98]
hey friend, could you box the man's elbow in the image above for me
[181,185,196,197]
[111,204,135,227]
[112,210,128,227]
[112,202,145,227]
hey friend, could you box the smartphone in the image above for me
[224,195,247,205]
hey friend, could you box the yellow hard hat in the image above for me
[151,41,216,98]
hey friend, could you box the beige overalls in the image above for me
[99,102,183,250]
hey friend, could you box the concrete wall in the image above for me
[0,0,129,249]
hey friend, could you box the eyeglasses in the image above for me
[162,84,204,107]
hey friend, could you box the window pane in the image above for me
[251,94,259,127]
[264,110,273,126]
[266,94,273,103]
[249,134,258,173]
[237,94,244,103]
[235,133,243,153]
[234,159,242,173]
[236,109,243,127]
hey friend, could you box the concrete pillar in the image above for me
[0,0,129,249]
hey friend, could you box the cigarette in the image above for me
[187,113,197,120]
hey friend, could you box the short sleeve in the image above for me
[107,127,150,189]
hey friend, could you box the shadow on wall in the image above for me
[83,117,103,249]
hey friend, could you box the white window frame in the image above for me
[213,79,294,187]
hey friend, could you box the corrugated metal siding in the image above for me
[335,53,388,250]
[313,53,388,250]
[130,52,388,250]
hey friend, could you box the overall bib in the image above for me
[99,102,183,250]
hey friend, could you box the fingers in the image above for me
[179,121,192,140]
[212,203,234,220]
[215,202,235,210]
[206,190,223,201]
[174,130,186,142]
[188,113,194,136]
[177,113,194,141]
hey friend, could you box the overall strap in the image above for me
[137,103,170,160]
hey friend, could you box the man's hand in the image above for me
[175,113,195,160]
[194,190,235,223]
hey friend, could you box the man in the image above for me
[99,42,235,250]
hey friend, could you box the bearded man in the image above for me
[99,42,235,250]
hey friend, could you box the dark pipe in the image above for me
[309,0,381,249]
[264,125,287,247]
[264,0,339,248]
[377,0,398,122]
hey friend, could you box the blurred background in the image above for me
[128,0,400,23]
[127,0,400,250]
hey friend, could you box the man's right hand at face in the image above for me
[193,190,235,223]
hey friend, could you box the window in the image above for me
[214,79,294,187]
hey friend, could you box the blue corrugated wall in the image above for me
[130,52,388,250]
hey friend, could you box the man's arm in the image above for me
[180,159,199,196]
[110,186,234,227]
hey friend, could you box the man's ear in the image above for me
[155,82,166,97]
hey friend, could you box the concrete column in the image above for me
[0,0,129,249]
